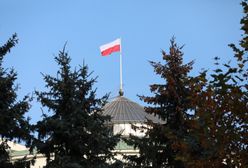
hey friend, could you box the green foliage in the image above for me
[0,34,31,168]
[32,47,120,168]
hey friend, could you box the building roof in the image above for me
[102,96,164,124]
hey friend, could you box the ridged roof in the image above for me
[102,96,164,124]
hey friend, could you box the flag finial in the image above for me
[119,89,124,96]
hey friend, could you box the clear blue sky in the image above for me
[0,0,243,123]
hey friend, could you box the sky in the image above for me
[0,0,244,123]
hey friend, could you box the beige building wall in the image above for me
[113,123,147,137]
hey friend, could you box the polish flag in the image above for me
[100,38,121,56]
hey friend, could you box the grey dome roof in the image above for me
[102,96,164,124]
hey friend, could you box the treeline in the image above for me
[1,1,248,168]
[0,38,121,168]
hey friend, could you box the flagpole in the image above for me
[119,38,124,96]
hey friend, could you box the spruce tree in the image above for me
[0,34,31,168]
[33,47,120,168]
[125,38,198,168]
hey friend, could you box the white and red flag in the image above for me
[100,38,121,56]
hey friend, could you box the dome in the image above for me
[102,96,164,124]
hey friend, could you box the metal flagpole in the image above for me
[119,38,124,96]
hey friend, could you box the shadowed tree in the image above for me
[191,1,247,167]
[187,1,248,167]
[125,1,248,166]
[125,38,199,168]
[188,59,247,167]
[32,47,121,168]
[0,34,31,168]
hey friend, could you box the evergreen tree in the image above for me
[32,47,120,168]
[0,34,31,168]
[125,38,198,168]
